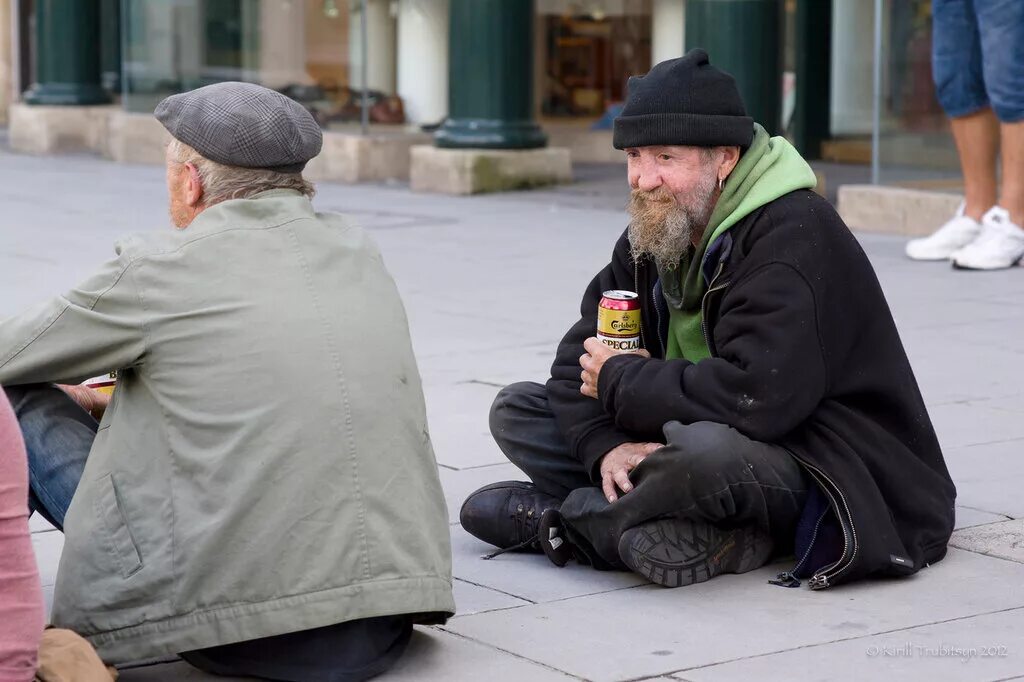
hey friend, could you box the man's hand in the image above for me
[58,384,111,420]
[579,337,649,399]
[599,442,662,502]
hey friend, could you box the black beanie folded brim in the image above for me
[613,112,754,150]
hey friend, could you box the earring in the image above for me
[718,177,724,191]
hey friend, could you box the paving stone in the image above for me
[444,549,1024,682]
[927,402,1024,450]
[450,525,646,604]
[945,439,1024,518]
[31,530,63,618]
[955,506,1012,530]
[424,382,507,470]
[453,578,532,615]
[29,513,57,534]
[388,628,575,681]
[679,607,1024,682]
[950,519,1024,563]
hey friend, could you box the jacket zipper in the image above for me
[633,261,647,351]
[651,283,664,357]
[770,503,828,588]
[700,261,728,356]
[798,459,859,590]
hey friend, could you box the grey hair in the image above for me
[167,138,315,206]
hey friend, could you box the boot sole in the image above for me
[618,519,772,588]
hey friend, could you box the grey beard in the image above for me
[627,178,718,268]
[628,207,694,268]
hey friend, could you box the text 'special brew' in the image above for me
[597,291,641,352]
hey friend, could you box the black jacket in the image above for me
[547,190,956,588]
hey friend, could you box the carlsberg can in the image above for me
[597,290,641,352]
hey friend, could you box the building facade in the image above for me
[4,0,955,185]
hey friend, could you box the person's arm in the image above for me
[0,396,43,682]
[547,231,648,480]
[0,245,147,387]
[597,262,828,441]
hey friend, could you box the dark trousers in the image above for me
[5,384,410,682]
[490,382,811,569]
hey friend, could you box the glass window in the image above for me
[120,0,405,128]
[536,0,652,120]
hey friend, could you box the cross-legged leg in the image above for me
[559,421,810,574]
[488,381,592,500]
[3,385,97,531]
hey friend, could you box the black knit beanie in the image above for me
[613,49,754,150]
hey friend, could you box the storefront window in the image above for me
[120,0,404,128]
[537,0,651,119]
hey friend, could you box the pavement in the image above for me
[2,149,1024,682]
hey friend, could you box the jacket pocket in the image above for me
[94,473,143,578]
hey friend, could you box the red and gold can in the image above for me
[84,371,117,396]
[598,290,641,352]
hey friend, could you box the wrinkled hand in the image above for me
[58,384,111,420]
[579,337,650,399]
[599,442,662,502]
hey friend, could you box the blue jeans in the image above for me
[3,384,95,531]
[933,0,1024,121]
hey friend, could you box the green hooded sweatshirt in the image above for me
[660,124,818,361]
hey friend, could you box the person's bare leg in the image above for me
[951,108,999,220]
[997,121,1024,226]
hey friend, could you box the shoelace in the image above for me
[482,503,542,560]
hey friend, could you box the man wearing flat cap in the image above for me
[462,50,956,591]
[0,82,453,678]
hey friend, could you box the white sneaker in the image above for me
[951,206,1024,270]
[905,203,982,261]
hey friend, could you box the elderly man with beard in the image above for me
[461,50,956,590]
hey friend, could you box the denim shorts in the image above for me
[932,0,1024,122]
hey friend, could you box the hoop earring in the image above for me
[718,177,724,191]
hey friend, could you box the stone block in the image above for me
[838,184,962,237]
[8,102,116,155]
[410,145,573,195]
[103,110,169,165]
[305,130,431,184]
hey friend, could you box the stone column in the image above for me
[23,0,110,105]
[396,0,449,125]
[259,0,310,89]
[651,0,685,66]
[685,0,782,135]
[434,0,546,149]
[830,0,875,135]
[349,0,397,93]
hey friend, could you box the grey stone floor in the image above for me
[3,150,1024,681]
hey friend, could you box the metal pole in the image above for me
[871,0,882,185]
[360,0,369,135]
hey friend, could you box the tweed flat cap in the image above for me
[155,81,323,173]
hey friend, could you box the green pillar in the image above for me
[24,0,111,105]
[435,0,546,150]
[790,0,831,158]
[685,0,782,135]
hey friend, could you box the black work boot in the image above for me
[618,518,773,588]
[460,481,561,559]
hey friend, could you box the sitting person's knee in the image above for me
[489,382,538,442]
[661,421,747,478]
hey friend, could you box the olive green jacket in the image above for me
[0,190,454,662]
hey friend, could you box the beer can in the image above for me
[84,371,117,396]
[598,290,641,352]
